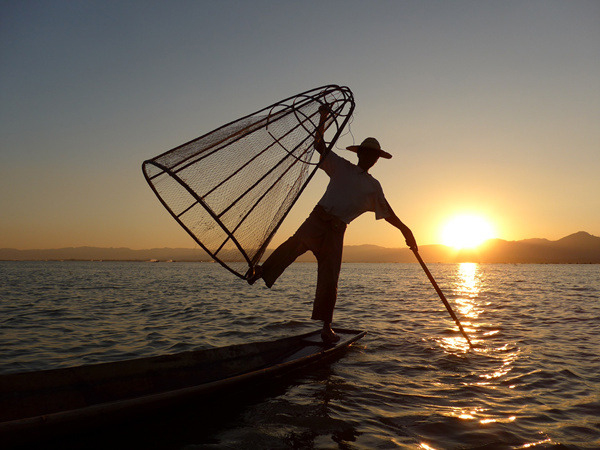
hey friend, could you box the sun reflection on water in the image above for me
[454,262,483,321]
[419,443,438,450]
[435,263,483,352]
[457,262,479,294]
[438,336,471,352]
[436,263,522,434]
[450,406,518,423]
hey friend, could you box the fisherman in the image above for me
[247,105,418,343]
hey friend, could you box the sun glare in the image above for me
[441,215,495,249]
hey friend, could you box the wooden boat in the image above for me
[0,328,366,445]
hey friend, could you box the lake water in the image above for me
[1,261,599,449]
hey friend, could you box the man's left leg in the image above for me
[311,222,345,342]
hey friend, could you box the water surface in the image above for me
[1,261,598,448]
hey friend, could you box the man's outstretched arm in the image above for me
[384,203,418,251]
[314,105,329,156]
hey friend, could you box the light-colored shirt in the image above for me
[317,151,391,224]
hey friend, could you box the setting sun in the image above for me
[441,215,496,249]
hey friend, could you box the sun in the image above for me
[441,215,495,249]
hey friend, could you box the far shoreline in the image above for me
[1,260,598,265]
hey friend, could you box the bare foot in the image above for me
[321,325,340,344]
[245,265,263,285]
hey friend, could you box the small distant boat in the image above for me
[0,328,365,445]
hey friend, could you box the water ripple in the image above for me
[1,261,599,448]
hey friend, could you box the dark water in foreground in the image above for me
[1,261,599,449]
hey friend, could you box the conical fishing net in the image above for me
[143,85,355,278]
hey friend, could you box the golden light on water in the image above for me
[440,214,496,249]
[455,262,484,321]
[436,263,522,434]
[480,416,517,424]
[449,406,518,424]
[433,262,484,352]
[457,262,478,292]
[419,443,438,450]
[519,438,555,448]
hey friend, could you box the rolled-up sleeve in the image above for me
[373,184,392,220]
[319,151,343,177]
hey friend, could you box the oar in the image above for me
[411,249,475,350]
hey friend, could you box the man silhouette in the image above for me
[248,106,417,343]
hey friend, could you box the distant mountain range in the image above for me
[1,232,599,264]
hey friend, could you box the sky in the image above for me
[1,0,599,250]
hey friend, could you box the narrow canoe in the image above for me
[0,328,366,445]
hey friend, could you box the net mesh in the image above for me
[142,85,354,278]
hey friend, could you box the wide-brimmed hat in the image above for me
[346,137,392,159]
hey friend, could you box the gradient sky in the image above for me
[1,1,598,250]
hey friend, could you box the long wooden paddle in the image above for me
[412,249,475,350]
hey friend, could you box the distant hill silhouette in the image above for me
[468,231,600,264]
[1,232,599,263]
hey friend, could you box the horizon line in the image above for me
[1,230,597,252]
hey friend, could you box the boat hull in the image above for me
[0,328,365,445]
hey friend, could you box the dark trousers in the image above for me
[262,206,346,323]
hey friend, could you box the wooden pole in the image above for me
[412,249,475,350]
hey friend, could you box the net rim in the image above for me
[142,84,355,279]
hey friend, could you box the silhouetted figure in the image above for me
[248,106,417,343]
